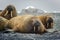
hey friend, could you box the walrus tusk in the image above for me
[47,23,49,28]
[11,11,12,17]
[34,27,35,32]
[4,11,8,16]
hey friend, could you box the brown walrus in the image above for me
[7,15,47,34]
[0,5,17,20]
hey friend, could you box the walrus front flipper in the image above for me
[3,29,15,33]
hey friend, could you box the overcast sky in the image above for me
[0,0,60,12]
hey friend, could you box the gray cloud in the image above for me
[0,0,60,12]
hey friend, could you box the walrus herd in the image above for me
[0,5,54,34]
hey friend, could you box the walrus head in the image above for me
[4,5,15,18]
[7,5,13,12]
[31,18,40,33]
[46,17,54,29]
[33,19,47,34]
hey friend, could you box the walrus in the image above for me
[0,5,17,20]
[37,15,54,29]
[7,15,47,34]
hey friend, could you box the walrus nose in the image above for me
[34,20,40,33]
[34,21,40,27]
[7,6,13,11]
[47,18,53,23]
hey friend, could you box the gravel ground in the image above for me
[0,31,60,40]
